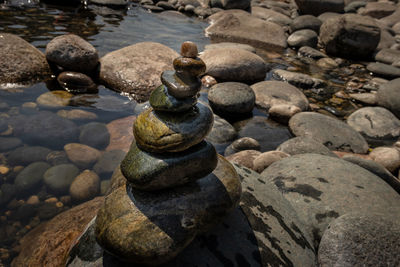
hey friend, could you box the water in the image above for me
[0,2,209,265]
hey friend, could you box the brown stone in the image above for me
[225,150,262,171]
[180,41,198,58]
[106,116,136,153]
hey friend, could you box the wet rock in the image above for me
[205,114,237,144]
[143,4,164,12]
[200,48,266,82]
[121,141,217,191]
[160,70,201,99]
[277,137,338,157]
[289,112,369,154]
[106,116,136,153]
[36,90,73,109]
[94,156,241,265]
[318,213,400,266]
[224,137,260,156]
[317,12,342,22]
[290,15,322,33]
[251,6,292,26]
[298,46,327,59]
[272,69,325,89]
[14,162,51,193]
[295,0,344,16]
[343,156,400,194]
[0,137,22,152]
[45,34,99,73]
[57,72,97,94]
[206,10,287,51]
[0,183,17,205]
[149,85,197,112]
[57,109,98,121]
[261,154,400,245]
[287,29,318,48]
[93,150,126,177]
[251,80,309,111]
[375,48,400,65]
[79,122,110,150]
[70,170,100,203]
[376,78,400,118]
[347,107,400,146]
[46,151,70,166]
[348,93,377,105]
[316,57,339,70]
[99,42,179,102]
[64,143,101,169]
[0,33,50,84]
[225,150,261,170]
[208,82,255,116]
[366,62,400,79]
[134,103,213,153]
[210,0,250,10]
[203,42,256,53]
[67,165,316,267]
[369,146,400,173]
[43,164,80,194]
[7,146,52,166]
[253,151,289,173]
[319,14,380,59]
[358,2,396,19]
[236,116,292,152]
[11,111,79,149]
[11,197,104,267]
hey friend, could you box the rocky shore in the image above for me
[1,0,400,265]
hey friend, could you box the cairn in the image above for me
[94,42,242,265]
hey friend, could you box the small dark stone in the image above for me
[57,71,97,94]
[79,122,110,150]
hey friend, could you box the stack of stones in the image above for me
[94,42,242,265]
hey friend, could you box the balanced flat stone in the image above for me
[134,102,213,153]
[149,84,197,112]
[161,70,201,99]
[120,141,218,191]
[95,156,241,265]
[173,57,206,78]
[261,154,400,245]
[289,112,369,153]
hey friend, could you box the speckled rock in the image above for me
[64,143,102,169]
[46,34,99,73]
[69,170,100,203]
[318,212,400,266]
[208,82,255,115]
[277,137,338,157]
[376,78,400,118]
[0,33,50,84]
[99,42,179,102]
[261,154,400,245]
[120,141,217,191]
[347,107,400,146]
[134,103,213,153]
[206,10,287,51]
[369,146,400,173]
[251,81,309,111]
[94,156,241,265]
[43,164,80,194]
[200,48,266,82]
[289,112,369,153]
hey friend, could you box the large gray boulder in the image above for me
[0,33,50,84]
[261,154,400,245]
[289,112,369,154]
[205,10,287,51]
[318,212,400,266]
[99,42,179,102]
[319,14,380,59]
[376,78,400,118]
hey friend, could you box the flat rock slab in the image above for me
[0,33,50,84]
[99,42,179,102]
[289,112,369,154]
[206,10,287,51]
[261,154,400,245]
[318,212,400,266]
[67,164,316,266]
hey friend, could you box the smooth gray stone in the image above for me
[93,150,126,177]
[261,154,400,245]
[79,122,110,150]
[366,62,400,79]
[277,137,338,157]
[287,29,318,48]
[7,146,52,166]
[43,163,80,194]
[0,137,22,152]
[160,70,201,99]
[318,212,400,266]
[120,141,217,191]
[14,162,51,192]
[289,112,369,154]
[149,84,197,112]
[343,155,400,194]
[376,78,400,118]
[290,15,322,33]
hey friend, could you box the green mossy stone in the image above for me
[161,70,201,99]
[149,84,197,113]
[133,102,213,153]
[95,155,241,265]
[121,141,217,191]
